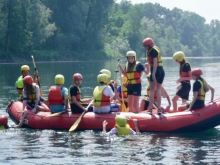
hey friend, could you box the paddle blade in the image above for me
[69,112,85,132]
[121,101,129,112]
[40,88,43,97]
[46,111,64,117]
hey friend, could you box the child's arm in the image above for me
[102,120,108,133]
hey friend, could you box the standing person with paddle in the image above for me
[118,51,149,113]
[15,76,49,128]
[15,65,39,101]
[69,73,93,113]
[48,74,71,114]
[142,38,165,115]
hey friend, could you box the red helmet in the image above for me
[73,73,83,81]
[23,75,33,85]
[191,68,203,77]
[143,38,154,47]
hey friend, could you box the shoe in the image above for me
[148,109,152,115]
[158,109,162,115]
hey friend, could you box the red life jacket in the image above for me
[48,86,63,105]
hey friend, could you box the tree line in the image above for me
[0,0,219,62]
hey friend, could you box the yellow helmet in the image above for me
[21,65,30,72]
[100,69,111,78]
[16,77,24,89]
[121,75,127,84]
[126,51,136,59]
[173,51,185,62]
[115,115,127,127]
[55,74,64,85]
[97,73,108,83]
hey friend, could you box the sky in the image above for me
[116,0,220,23]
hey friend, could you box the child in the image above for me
[102,115,139,135]
[15,76,49,128]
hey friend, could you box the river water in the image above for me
[0,57,220,164]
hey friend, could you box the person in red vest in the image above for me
[48,74,70,114]
[102,115,139,135]
[179,68,214,111]
[172,51,192,112]
[142,38,165,115]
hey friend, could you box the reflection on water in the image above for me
[1,58,220,164]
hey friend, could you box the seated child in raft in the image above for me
[102,115,139,135]
[177,68,214,112]
[139,74,171,112]
[93,73,121,114]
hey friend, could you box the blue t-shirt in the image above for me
[50,86,68,113]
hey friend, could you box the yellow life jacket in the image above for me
[116,124,131,135]
[93,85,110,106]
[147,46,162,67]
[27,84,37,103]
[196,79,205,101]
[125,61,141,84]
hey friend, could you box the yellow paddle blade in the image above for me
[46,111,64,117]
[40,88,43,97]
[121,101,129,112]
[69,112,85,132]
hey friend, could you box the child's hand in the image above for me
[102,120,108,128]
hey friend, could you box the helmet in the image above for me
[23,75,33,85]
[16,77,24,88]
[191,68,203,77]
[115,115,127,127]
[142,38,154,47]
[173,51,185,62]
[21,65,30,72]
[100,69,111,78]
[126,51,136,59]
[121,75,127,84]
[97,73,108,83]
[55,74,64,85]
[73,73,83,81]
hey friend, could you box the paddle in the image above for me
[31,55,43,96]
[117,58,128,112]
[69,99,94,132]
[46,111,66,117]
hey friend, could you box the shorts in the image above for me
[187,100,205,110]
[176,82,191,100]
[27,100,43,109]
[110,103,119,112]
[71,104,84,113]
[150,66,165,84]
[127,83,141,96]
[93,104,119,114]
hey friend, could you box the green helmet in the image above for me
[55,74,64,85]
[100,69,111,78]
[16,77,24,89]
[97,73,108,83]
[173,51,185,62]
[115,115,127,127]
[126,51,136,59]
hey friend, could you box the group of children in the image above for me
[13,37,215,136]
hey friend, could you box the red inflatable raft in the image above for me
[6,99,220,133]
[0,115,8,126]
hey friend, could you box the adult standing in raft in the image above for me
[172,51,192,112]
[48,74,70,114]
[179,68,214,111]
[118,51,149,113]
[69,73,93,113]
[15,65,39,101]
[93,73,120,113]
[15,76,49,128]
[142,38,165,115]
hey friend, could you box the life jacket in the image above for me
[125,61,141,84]
[48,86,63,105]
[147,84,157,102]
[180,62,191,80]
[93,86,110,106]
[147,46,162,67]
[196,79,205,101]
[16,76,24,101]
[26,84,37,103]
[119,85,128,102]
[69,85,81,104]
[115,124,131,135]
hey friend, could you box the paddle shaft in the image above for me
[31,56,41,87]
